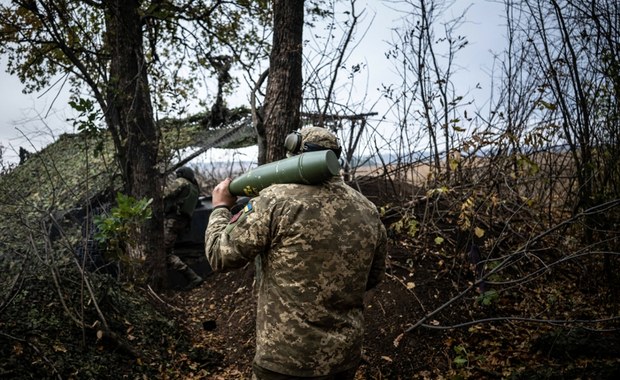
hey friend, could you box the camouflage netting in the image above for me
[0,132,118,255]
[0,108,254,256]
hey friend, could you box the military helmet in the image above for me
[175,166,195,181]
[284,126,342,158]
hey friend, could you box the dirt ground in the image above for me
[169,244,453,380]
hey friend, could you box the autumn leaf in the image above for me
[474,227,485,237]
[12,343,24,356]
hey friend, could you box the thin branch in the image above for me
[320,0,360,120]
[419,315,620,331]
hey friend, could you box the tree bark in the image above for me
[262,0,304,163]
[104,0,166,288]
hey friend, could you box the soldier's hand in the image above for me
[212,178,237,209]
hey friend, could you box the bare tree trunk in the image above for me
[104,0,166,288]
[262,0,304,163]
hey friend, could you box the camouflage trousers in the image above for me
[251,363,358,380]
[164,216,190,271]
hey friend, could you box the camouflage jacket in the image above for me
[205,176,387,376]
[164,177,199,219]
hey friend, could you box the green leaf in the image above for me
[478,290,499,306]
[454,356,468,367]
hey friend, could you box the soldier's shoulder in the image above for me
[261,183,310,197]
[343,184,380,211]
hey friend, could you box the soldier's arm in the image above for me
[205,196,271,272]
[205,207,242,271]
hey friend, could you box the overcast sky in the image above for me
[0,0,505,164]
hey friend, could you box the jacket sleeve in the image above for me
[204,198,271,272]
[366,221,387,290]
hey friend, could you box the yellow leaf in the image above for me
[474,227,485,238]
[449,159,459,171]
[406,282,415,289]
[381,356,393,362]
